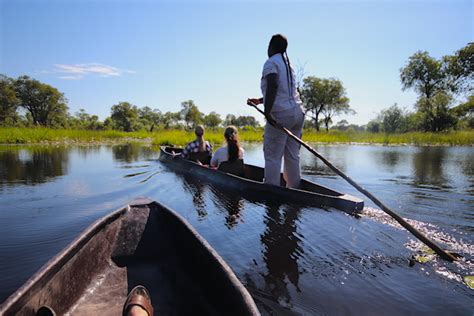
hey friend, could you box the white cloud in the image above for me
[52,63,135,79]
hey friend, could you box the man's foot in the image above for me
[123,285,153,316]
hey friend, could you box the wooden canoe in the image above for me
[0,199,260,316]
[159,146,364,215]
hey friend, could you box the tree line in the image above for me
[0,76,260,131]
[1,43,472,133]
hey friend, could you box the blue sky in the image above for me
[1,0,472,125]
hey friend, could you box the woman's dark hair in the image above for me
[269,34,293,98]
[224,126,240,162]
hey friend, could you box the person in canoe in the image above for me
[180,124,213,164]
[210,126,245,175]
[247,34,305,188]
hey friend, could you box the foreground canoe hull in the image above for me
[0,199,259,316]
[159,147,363,215]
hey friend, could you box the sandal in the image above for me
[122,285,154,316]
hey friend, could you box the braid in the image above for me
[285,51,293,94]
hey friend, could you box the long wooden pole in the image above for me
[249,103,458,262]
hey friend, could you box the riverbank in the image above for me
[0,127,472,146]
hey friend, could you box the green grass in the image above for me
[0,127,150,144]
[1,127,472,146]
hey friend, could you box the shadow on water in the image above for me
[0,146,69,188]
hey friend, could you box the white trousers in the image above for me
[263,106,305,188]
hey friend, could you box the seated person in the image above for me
[211,126,245,175]
[181,125,213,164]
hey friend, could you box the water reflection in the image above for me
[0,146,69,188]
[260,203,302,303]
[181,175,208,219]
[208,186,245,229]
[376,149,403,171]
[301,146,347,177]
[112,143,156,163]
[412,147,447,188]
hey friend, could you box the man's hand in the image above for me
[247,98,262,106]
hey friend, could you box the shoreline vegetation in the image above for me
[1,127,472,146]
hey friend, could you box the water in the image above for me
[0,143,473,314]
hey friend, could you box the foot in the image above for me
[123,285,153,316]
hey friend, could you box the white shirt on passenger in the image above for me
[210,146,245,167]
[260,53,303,114]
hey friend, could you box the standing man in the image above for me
[247,34,305,188]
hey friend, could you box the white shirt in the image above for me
[260,53,303,113]
[210,146,245,167]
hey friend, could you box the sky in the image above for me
[1,0,472,125]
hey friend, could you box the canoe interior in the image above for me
[0,201,259,316]
[161,146,364,214]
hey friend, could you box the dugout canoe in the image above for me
[0,199,260,316]
[159,146,364,214]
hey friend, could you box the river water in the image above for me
[0,143,473,314]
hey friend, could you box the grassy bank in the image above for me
[1,127,472,146]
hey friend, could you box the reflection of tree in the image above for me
[208,185,244,229]
[377,150,402,171]
[0,146,69,187]
[260,203,302,303]
[112,143,155,163]
[412,147,447,186]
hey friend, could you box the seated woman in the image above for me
[211,126,245,175]
[181,125,213,164]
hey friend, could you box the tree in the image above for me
[161,111,181,129]
[415,92,456,131]
[224,114,236,126]
[0,75,19,125]
[14,76,68,126]
[138,106,162,132]
[400,51,445,100]
[234,115,260,128]
[301,77,349,131]
[72,108,102,130]
[379,104,407,133]
[203,111,222,128]
[110,102,140,132]
[443,43,474,95]
[400,47,473,132]
[333,119,349,131]
[367,120,381,133]
[451,95,474,129]
[180,100,203,129]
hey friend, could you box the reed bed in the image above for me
[0,127,472,146]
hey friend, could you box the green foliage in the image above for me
[223,114,260,128]
[14,76,69,127]
[110,102,141,132]
[443,43,474,94]
[451,95,474,129]
[400,44,473,132]
[301,76,353,131]
[379,104,408,133]
[1,127,472,146]
[180,100,203,129]
[203,111,222,128]
[415,92,456,132]
[400,51,445,99]
[0,75,20,125]
[366,120,381,133]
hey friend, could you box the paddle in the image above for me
[248,102,458,262]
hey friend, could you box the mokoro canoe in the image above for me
[0,199,260,316]
[159,146,364,215]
